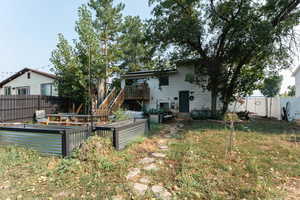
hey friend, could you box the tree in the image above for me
[51,0,125,105]
[89,0,125,96]
[51,5,104,108]
[260,74,283,117]
[148,0,300,116]
[286,85,296,96]
[50,34,86,104]
[119,16,155,72]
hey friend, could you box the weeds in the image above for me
[0,119,299,199]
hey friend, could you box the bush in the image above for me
[112,109,129,121]
[224,112,240,122]
[191,109,211,120]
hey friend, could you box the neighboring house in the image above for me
[292,65,300,97]
[121,66,216,113]
[0,68,58,96]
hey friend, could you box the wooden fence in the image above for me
[0,95,68,122]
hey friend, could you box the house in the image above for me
[120,66,215,113]
[0,68,58,96]
[292,65,300,97]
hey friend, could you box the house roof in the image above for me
[292,65,300,77]
[0,68,56,88]
[121,69,177,79]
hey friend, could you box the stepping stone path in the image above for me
[126,168,140,180]
[125,122,183,198]
[133,183,148,196]
[143,163,159,171]
[159,145,169,150]
[139,177,150,184]
[152,152,166,158]
[152,185,172,200]
[139,157,155,164]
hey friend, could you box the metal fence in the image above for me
[0,95,68,122]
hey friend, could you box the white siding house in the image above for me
[0,68,58,96]
[121,66,219,113]
[292,65,300,97]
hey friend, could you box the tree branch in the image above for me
[272,0,300,26]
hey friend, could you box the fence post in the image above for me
[62,131,70,157]
[38,96,41,110]
[113,128,119,150]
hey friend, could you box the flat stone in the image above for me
[177,123,184,128]
[139,177,150,184]
[151,185,172,200]
[144,163,159,171]
[159,145,169,150]
[126,168,140,180]
[139,157,155,165]
[111,195,123,200]
[152,153,166,158]
[133,183,148,196]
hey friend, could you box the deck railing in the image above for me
[124,85,150,100]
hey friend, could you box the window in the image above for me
[16,87,30,95]
[41,83,53,96]
[27,72,31,79]
[159,76,169,86]
[4,87,11,96]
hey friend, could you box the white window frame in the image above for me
[41,83,53,96]
[16,87,30,95]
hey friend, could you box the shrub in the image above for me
[112,109,129,121]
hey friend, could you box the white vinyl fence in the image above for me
[229,96,281,120]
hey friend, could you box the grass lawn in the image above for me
[0,119,300,199]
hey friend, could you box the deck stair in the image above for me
[96,88,125,116]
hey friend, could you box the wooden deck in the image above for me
[124,85,150,100]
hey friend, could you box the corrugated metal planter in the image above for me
[96,119,149,150]
[0,124,91,157]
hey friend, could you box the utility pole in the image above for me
[89,45,94,131]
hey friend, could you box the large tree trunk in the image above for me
[222,98,230,115]
[269,97,273,118]
[97,79,106,105]
[211,88,218,118]
[265,98,269,118]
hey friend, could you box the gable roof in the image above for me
[0,68,56,88]
[292,65,300,77]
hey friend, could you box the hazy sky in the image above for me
[0,0,151,78]
[0,0,298,93]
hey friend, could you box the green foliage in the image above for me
[146,108,164,114]
[51,0,154,105]
[119,16,156,72]
[260,74,283,97]
[148,0,300,114]
[224,112,240,122]
[282,85,296,97]
[112,109,129,121]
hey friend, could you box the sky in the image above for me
[0,0,151,78]
[0,0,298,94]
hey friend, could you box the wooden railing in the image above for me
[110,88,125,113]
[97,88,116,113]
[124,85,150,100]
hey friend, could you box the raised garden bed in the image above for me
[0,124,91,157]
